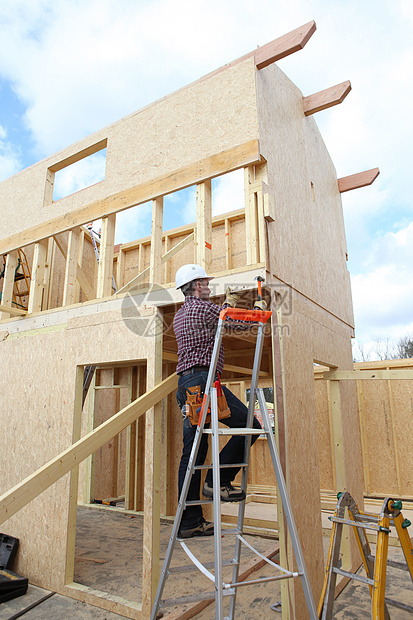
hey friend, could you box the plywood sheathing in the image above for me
[0,59,259,243]
[0,306,157,597]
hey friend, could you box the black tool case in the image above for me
[0,568,29,603]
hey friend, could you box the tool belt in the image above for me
[184,375,231,425]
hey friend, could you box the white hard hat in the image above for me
[175,264,214,289]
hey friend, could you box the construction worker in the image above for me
[174,263,264,538]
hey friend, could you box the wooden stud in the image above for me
[255,21,316,70]
[338,168,380,193]
[303,81,351,116]
[244,166,259,265]
[83,371,97,504]
[196,180,212,272]
[27,239,48,314]
[97,214,116,298]
[74,230,85,302]
[65,365,84,584]
[163,235,171,283]
[63,228,81,306]
[116,248,125,290]
[53,233,95,301]
[224,218,232,270]
[0,372,178,526]
[125,368,136,510]
[0,140,261,256]
[0,251,18,320]
[149,197,163,284]
[323,369,413,380]
[142,312,164,615]
[262,181,276,223]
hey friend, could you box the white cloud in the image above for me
[114,201,152,245]
[53,150,107,200]
[351,222,413,342]
[212,169,244,216]
[0,124,22,181]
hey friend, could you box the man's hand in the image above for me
[224,286,240,308]
[253,299,267,311]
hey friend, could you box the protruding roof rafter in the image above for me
[338,168,380,193]
[303,81,352,116]
[255,21,317,70]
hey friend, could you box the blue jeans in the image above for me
[177,370,262,528]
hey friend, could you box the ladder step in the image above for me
[329,516,390,532]
[161,588,236,607]
[168,558,237,574]
[332,567,374,586]
[203,428,267,436]
[184,499,213,506]
[194,462,248,470]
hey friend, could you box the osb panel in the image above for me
[94,388,120,500]
[229,219,247,270]
[0,58,258,240]
[0,310,156,593]
[314,379,335,491]
[272,279,361,612]
[360,380,399,495]
[256,63,354,326]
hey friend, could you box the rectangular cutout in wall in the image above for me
[45,139,108,204]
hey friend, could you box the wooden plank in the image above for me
[0,141,261,256]
[323,369,413,380]
[244,166,259,265]
[0,303,26,316]
[356,380,370,495]
[65,365,84,583]
[162,351,270,377]
[303,81,351,116]
[48,138,108,173]
[149,197,163,284]
[142,313,163,615]
[116,247,125,290]
[255,21,316,70]
[163,235,171,283]
[0,251,18,320]
[262,181,275,222]
[53,233,95,301]
[196,180,212,272]
[62,228,81,306]
[338,168,380,193]
[224,218,232,270]
[116,232,194,295]
[97,214,116,298]
[27,239,48,314]
[0,372,178,526]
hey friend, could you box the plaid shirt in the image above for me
[174,296,225,373]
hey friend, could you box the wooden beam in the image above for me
[162,351,270,377]
[116,232,194,295]
[0,304,26,316]
[27,239,48,314]
[0,372,178,526]
[149,197,163,284]
[303,80,351,116]
[0,251,18,320]
[255,21,316,70]
[224,218,232,270]
[97,214,116,298]
[142,313,163,614]
[62,228,81,306]
[338,168,380,193]
[53,233,95,301]
[116,247,125,290]
[323,369,413,380]
[0,140,261,256]
[196,179,212,272]
[48,138,108,173]
[244,166,259,265]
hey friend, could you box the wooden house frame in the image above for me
[0,21,381,619]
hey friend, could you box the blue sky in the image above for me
[0,0,412,357]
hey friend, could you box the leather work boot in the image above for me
[178,519,214,539]
[203,481,246,502]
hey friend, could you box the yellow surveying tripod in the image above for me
[318,491,413,619]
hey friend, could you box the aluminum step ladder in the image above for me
[150,306,317,620]
[318,491,413,619]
